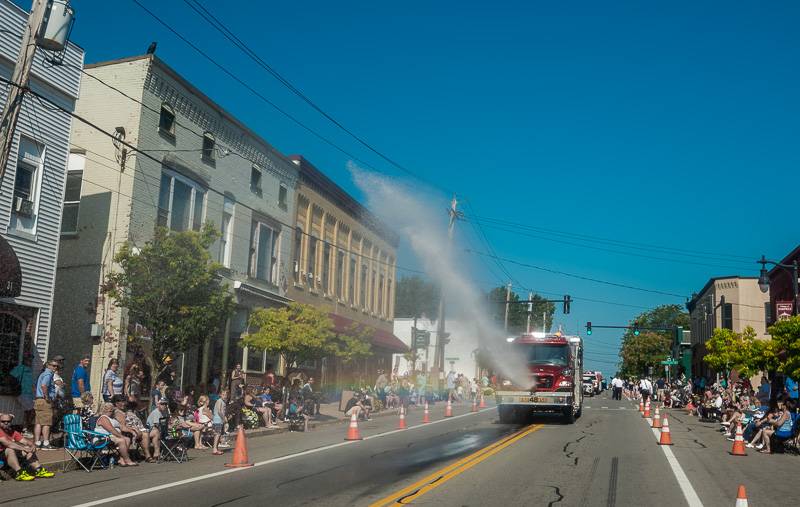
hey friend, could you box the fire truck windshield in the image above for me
[526,344,569,366]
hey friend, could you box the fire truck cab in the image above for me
[495,332,583,424]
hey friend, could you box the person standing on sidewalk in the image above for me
[70,355,91,408]
[639,377,653,404]
[34,360,57,449]
[611,376,624,400]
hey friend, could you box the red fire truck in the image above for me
[495,332,583,423]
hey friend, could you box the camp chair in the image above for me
[62,413,112,472]
[158,417,190,463]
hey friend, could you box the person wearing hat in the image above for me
[34,360,58,449]
[146,397,170,430]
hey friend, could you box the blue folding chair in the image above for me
[62,413,112,472]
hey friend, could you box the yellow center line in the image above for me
[369,424,543,507]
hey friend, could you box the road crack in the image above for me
[547,485,565,507]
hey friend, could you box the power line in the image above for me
[178,0,443,192]
[463,214,754,262]
[465,249,687,299]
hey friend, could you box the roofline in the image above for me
[686,275,758,311]
[85,54,298,173]
[768,244,800,277]
[289,155,399,247]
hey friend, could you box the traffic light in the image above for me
[633,322,640,336]
[586,321,592,335]
[563,295,571,314]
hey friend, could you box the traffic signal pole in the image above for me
[433,196,459,390]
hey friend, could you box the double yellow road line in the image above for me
[369,423,543,506]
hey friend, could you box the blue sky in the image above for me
[34,0,800,373]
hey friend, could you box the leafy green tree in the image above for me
[768,316,800,380]
[618,304,689,376]
[486,286,554,335]
[394,276,440,318]
[242,303,371,374]
[103,224,234,368]
[704,327,771,377]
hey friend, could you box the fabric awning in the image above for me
[329,313,408,353]
[0,235,22,298]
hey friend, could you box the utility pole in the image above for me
[526,291,532,333]
[503,282,512,332]
[543,311,547,333]
[433,196,459,390]
[0,0,49,181]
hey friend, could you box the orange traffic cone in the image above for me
[639,400,644,413]
[397,406,407,430]
[422,401,431,423]
[652,405,662,428]
[686,400,695,414]
[479,394,487,408]
[444,399,453,417]
[729,423,747,456]
[345,411,363,441]
[224,426,254,467]
[658,415,673,445]
[735,485,748,507]
[643,401,651,418]
[471,398,478,412]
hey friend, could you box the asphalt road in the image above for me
[0,394,793,506]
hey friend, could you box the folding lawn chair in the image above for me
[158,417,190,463]
[62,413,112,472]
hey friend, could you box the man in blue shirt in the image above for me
[34,360,57,449]
[70,355,91,408]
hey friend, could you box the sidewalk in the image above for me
[34,400,413,469]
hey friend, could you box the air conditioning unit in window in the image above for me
[14,197,33,217]
[293,261,299,273]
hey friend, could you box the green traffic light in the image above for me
[633,329,640,336]
[587,329,592,335]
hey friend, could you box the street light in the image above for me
[757,254,799,316]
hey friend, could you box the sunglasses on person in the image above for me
[0,419,12,424]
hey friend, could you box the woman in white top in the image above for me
[94,402,137,466]
[103,359,123,402]
[197,395,221,455]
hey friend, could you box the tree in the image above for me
[703,327,771,377]
[618,304,689,377]
[242,303,372,374]
[767,316,800,380]
[619,331,671,377]
[486,286,555,334]
[394,276,439,318]
[103,224,234,368]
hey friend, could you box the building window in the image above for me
[306,236,318,287]
[202,132,215,161]
[250,166,262,195]
[11,137,44,235]
[278,184,288,209]
[157,170,206,232]
[349,257,356,304]
[335,250,344,299]
[61,153,85,234]
[249,221,279,283]
[360,264,368,309]
[293,227,303,283]
[722,303,733,330]
[220,198,234,268]
[322,243,331,294]
[159,103,176,136]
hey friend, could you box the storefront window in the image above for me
[0,310,33,396]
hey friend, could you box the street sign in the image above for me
[660,359,678,365]
[413,330,430,348]
[445,357,459,361]
[776,301,793,321]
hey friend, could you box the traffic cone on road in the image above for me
[471,398,478,413]
[479,394,487,408]
[643,401,651,418]
[224,426,254,468]
[735,485,748,507]
[397,406,407,430]
[639,400,644,413]
[729,423,747,456]
[652,405,662,428]
[422,401,430,423]
[444,399,453,418]
[658,415,673,445]
[686,400,695,415]
[345,411,363,441]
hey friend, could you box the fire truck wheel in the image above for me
[575,407,582,418]
[563,407,576,424]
